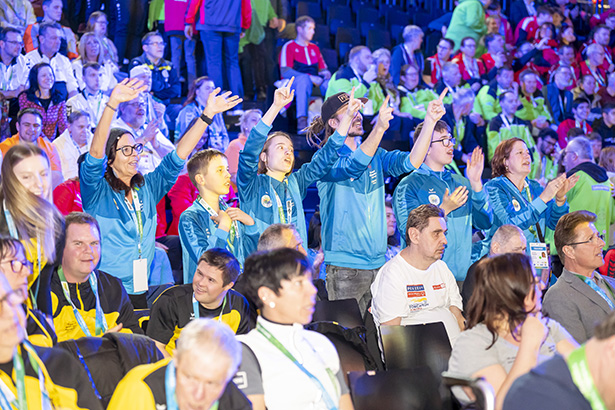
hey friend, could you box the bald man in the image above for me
[461,224,528,311]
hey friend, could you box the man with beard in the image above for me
[530,128,559,185]
[371,204,465,344]
[304,88,447,315]
[112,93,175,175]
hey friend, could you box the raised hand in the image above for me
[441,186,469,215]
[109,78,148,105]
[226,207,255,226]
[375,95,394,132]
[539,174,567,203]
[466,147,484,191]
[273,77,295,108]
[426,87,448,123]
[520,313,549,348]
[556,174,579,202]
[203,88,243,117]
[141,117,161,143]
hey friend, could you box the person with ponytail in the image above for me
[80,79,241,309]
[237,78,363,252]
[0,143,64,315]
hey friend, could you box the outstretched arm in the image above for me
[409,87,448,169]
[176,88,242,159]
[357,95,393,157]
[90,79,147,159]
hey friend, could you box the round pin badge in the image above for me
[261,194,272,208]
[512,199,521,212]
[428,194,440,206]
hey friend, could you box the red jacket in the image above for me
[452,53,486,82]
[53,179,83,215]
[185,0,251,32]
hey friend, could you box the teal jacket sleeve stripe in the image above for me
[293,130,345,196]
[321,146,373,182]
[470,188,493,230]
[178,209,229,268]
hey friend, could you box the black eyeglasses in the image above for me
[432,136,457,147]
[566,232,605,247]
[116,143,144,157]
[1,259,32,274]
[0,287,26,314]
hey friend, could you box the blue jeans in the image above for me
[201,30,243,105]
[169,35,197,87]
[325,265,380,316]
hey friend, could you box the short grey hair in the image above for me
[402,25,423,43]
[587,43,604,57]
[453,87,475,106]
[491,224,524,249]
[567,136,594,160]
[372,48,391,64]
[442,62,459,75]
[257,223,296,251]
[175,319,242,380]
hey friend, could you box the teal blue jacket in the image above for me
[392,164,493,280]
[237,120,346,252]
[178,199,260,283]
[318,146,415,270]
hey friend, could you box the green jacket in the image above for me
[326,64,373,100]
[517,92,553,123]
[444,0,487,53]
[239,0,276,50]
[474,82,506,121]
[487,114,536,165]
[398,85,438,120]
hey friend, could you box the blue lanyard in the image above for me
[165,361,219,410]
[196,196,239,254]
[577,274,615,310]
[192,294,227,323]
[57,268,108,336]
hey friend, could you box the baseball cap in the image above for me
[321,92,368,124]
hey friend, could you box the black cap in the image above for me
[321,92,368,124]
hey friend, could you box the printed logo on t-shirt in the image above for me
[406,284,429,311]
[433,283,445,290]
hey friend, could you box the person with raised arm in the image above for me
[80,78,241,308]
[237,77,362,252]
[303,87,448,315]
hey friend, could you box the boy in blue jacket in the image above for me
[179,149,259,283]
[393,121,493,281]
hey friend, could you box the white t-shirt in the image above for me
[371,254,463,343]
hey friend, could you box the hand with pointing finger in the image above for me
[426,87,448,123]
[273,77,295,109]
[375,95,394,132]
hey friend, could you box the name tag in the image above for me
[133,258,149,293]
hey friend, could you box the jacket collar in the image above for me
[561,268,613,313]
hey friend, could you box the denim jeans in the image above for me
[169,35,197,86]
[201,30,243,104]
[325,265,380,316]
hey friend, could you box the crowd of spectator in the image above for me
[2,0,615,409]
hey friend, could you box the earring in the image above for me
[269,301,276,309]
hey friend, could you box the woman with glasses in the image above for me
[18,62,68,141]
[236,248,353,410]
[0,263,103,409]
[448,253,578,409]
[175,77,229,151]
[85,11,119,65]
[0,144,63,316]
[0,236,56,347]
[80,79,241,308]
[480,138,577,256]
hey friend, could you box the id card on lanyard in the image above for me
[129,189,148,293]
[270,180,293,225]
